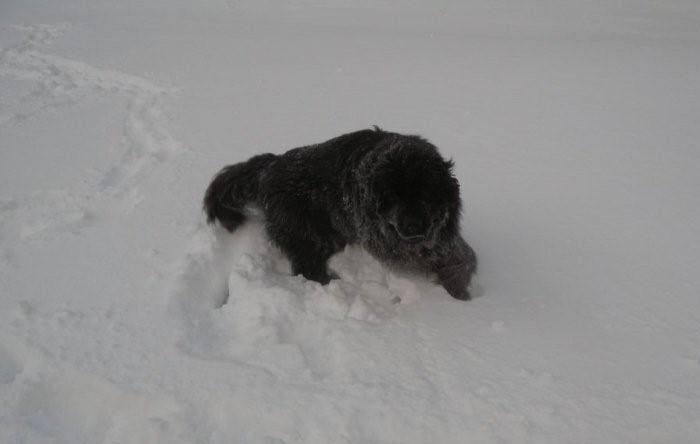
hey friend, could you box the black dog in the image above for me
[204,127,477,300]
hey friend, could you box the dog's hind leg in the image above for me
[265,219,345,285]
[276,237,341,285]
[290,249,336,284]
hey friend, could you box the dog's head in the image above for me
[369,137,461,246]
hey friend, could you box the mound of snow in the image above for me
[171,220,436,376]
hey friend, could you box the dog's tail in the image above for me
[203,153,277,232]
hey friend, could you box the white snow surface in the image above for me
[2,1,700,443]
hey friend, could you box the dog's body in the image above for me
[204,127,477,300]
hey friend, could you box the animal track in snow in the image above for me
[0,336,196,444]
[0,23,182,238]
[0,191,94,240]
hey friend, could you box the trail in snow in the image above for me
[0,22,197,444]
[0,24,181,239]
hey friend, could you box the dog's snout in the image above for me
[402,220,424,237]
[395,215,427,242]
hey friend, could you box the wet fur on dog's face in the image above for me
[369,143,461,249]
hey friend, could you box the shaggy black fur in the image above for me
[204,127,477,300]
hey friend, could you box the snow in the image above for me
[2,1,700,443]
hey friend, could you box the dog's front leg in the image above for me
[433,236,477,300]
